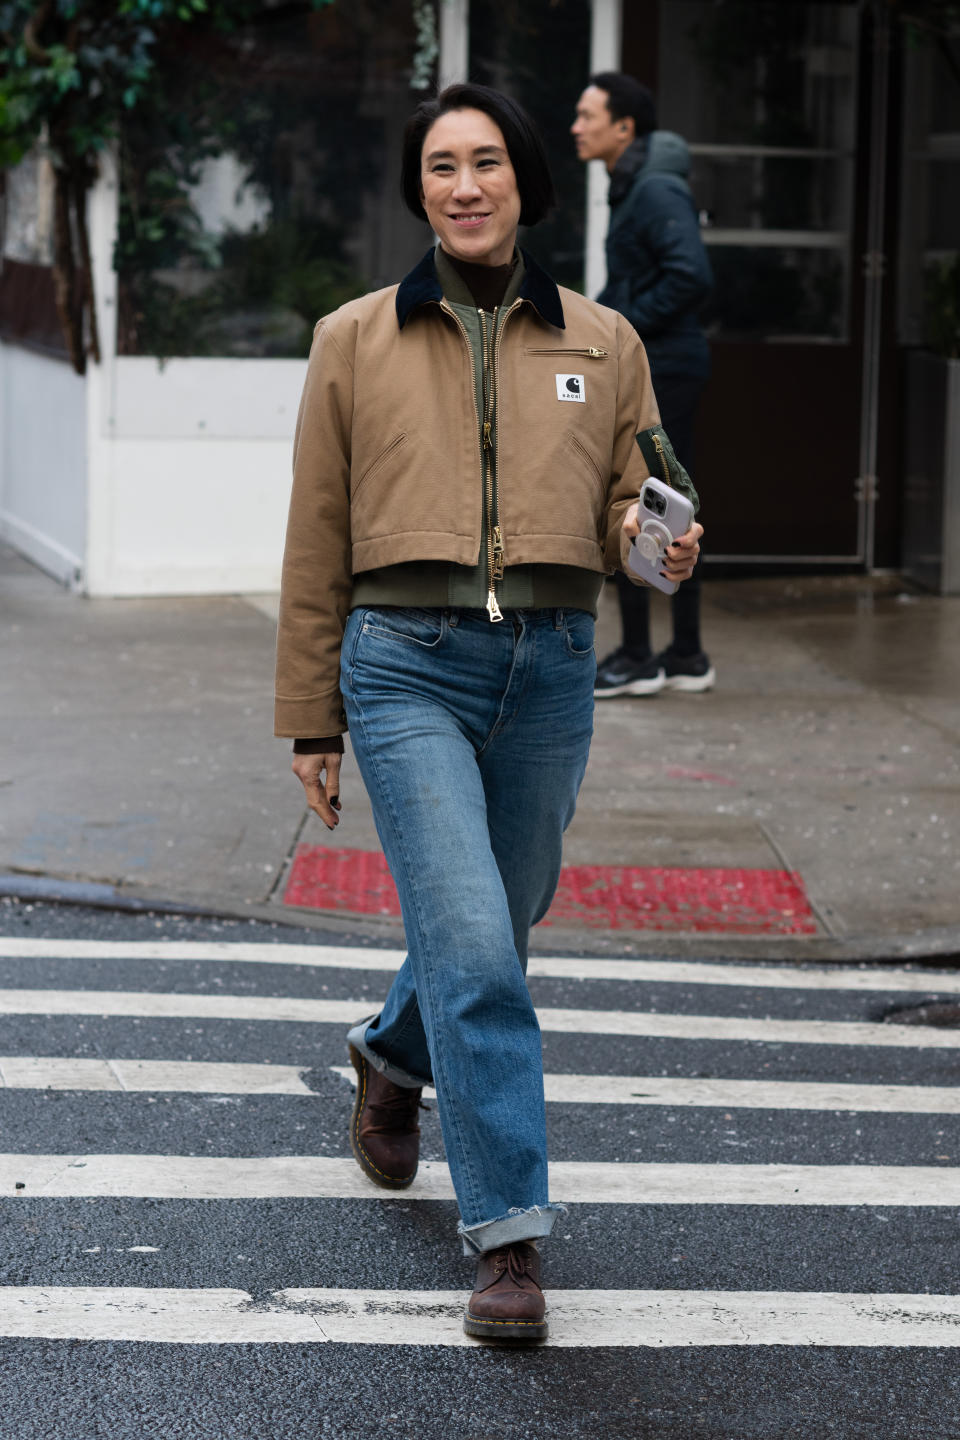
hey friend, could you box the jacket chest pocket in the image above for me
[524,347,610,360]
[522,347,614,414]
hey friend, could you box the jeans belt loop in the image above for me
[448,608,459,628]
[554,608,564,630]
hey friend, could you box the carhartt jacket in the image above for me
[275,247,667,738]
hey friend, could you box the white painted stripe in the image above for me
[0,1285,957,1347]
[0,1058,311,1095]
[4,1058,958,1114]
[534,1007,960,1050]
[2,1154,958,1205]
[0,987,955,1049]
[0,938,957,996]
[326,1066,960,1116]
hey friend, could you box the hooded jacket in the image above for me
[275,247,696,740]
[597,131,713,380]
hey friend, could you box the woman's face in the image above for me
[420,107,522,268]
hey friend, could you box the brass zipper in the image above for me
[487,300,521,619]
[652,431,671,487]
[526,346,608,358]
[479,307,503,622]
[440,300,490,608]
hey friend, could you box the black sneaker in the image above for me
[657,647,716,693]
[593,648,665,698]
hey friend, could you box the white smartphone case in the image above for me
[626,476,695,595]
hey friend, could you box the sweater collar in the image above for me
[396,245,564,330]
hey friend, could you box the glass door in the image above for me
[655,1,865,562]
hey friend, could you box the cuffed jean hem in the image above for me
[346,1018,430,1090]
[458,1202,566,1257]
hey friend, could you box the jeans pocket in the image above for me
[360,607,446,650]
[562,609,596,659]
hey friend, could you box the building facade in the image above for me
[0,0,956,594]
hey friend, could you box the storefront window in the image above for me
[469,0,590,292]
[658,0,859,342]
[117,3,431,358]
[898,24,960,350]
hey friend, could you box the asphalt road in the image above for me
[1,898,959,1439]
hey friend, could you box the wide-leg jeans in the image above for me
[340,605,595,1255]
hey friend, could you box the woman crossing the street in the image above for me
[275,83,703,1341]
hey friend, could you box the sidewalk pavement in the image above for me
[1,539,958,960]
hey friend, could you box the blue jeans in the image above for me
[340,605,595,1255]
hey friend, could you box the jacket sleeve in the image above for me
[603,316,661,583]
[274,319,354,738]
[605,178,713,339]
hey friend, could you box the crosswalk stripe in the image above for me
[0,1058,312,1094]
[0,987,955,1049]
[0,939,957,996]
[0,1285,957,1346]
[3,1058,958,1114]
[4,1057,959,1113]
[3,1154,959,1204]
[329,1066,960,1115]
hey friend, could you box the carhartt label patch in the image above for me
[556,373,586,403]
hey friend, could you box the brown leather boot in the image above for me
[463,1241,548,1341]
[348,1042,422,1189]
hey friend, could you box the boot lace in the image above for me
[492,1245,534,1284]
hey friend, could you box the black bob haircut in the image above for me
[589,72,657,137]
[401,83,556,228]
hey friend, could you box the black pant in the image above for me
[614,373,705,660]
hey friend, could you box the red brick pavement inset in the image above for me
[283,845,817,935]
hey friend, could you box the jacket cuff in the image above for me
[275,692,348,739]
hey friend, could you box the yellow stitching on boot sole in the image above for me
[351,1049,417,1185]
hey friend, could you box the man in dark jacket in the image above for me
[572,72,715,695]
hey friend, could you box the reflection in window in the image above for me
[469,0,589,292]
[899,26,960,352]
[658,1,858,342]
[117,4,430,358]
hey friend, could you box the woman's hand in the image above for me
[292,751,342,831]
[623,502,703,584]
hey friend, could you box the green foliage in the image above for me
[897,1,960,44]
[925,254,960,359]
[0,0,337,368]
[0,2,335,172]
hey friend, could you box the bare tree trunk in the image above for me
[73,171,100,365]
[51,167,85,375]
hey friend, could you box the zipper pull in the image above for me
[652,432,670,485]
[492,526,505,580]
[587,346,607,358]
[486,588,504,623]
[482,421,492,450]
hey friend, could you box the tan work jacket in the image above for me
[275,248,661,738]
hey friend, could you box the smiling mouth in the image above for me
[449,213,491,227]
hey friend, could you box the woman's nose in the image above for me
[451,166,482,199]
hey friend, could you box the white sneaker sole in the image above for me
[594,668,666,698]
[662,667,716,693]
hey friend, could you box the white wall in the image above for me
[81,152,303,598]
[0,341,87,587]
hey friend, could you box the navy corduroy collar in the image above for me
[395,245,565,331]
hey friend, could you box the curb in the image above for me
[1,871,958,968]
